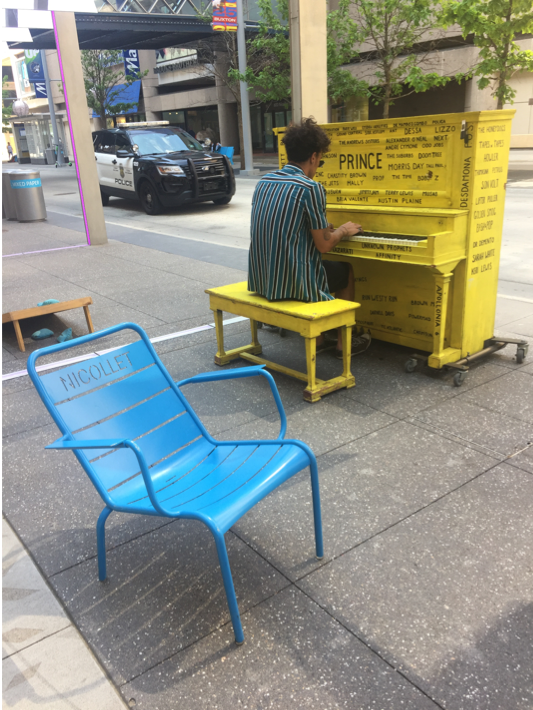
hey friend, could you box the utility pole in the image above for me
[289,0,328,124]
[236,0,259,176]
[52,11,108,245]
[41,50,61,166]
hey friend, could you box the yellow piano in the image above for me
[275,110,528,382]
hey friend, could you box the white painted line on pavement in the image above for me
[2,317,248,382]
[497,293,533,304]
[46,210,250,251]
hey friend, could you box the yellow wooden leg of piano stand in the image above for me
[303,326,355,403]
[428,269,462,369]
[213,309,262,365]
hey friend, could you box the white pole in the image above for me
[41,51,61,166]
[235,0,259,176]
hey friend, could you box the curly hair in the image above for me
[282,117,331,163]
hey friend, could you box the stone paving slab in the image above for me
[297,464,533,710]
[3,218,532,710]
[2,519,70,658]
[50,521,290,685]
[494,296,533,329]
[2,423,178,577]
[461,370,533,424]
[121,586,440,710]
[413,396,533,458]
[505,444,533,475]
[2,520,127,710]
[232,420,499,581]
[2,223,84,256]
[217,392,397,456]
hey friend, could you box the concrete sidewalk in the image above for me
[3,519,127,709]
[3,218,533,710]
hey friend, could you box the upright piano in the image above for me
[276,110,523,373]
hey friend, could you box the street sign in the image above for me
[212,0,237,32]
[123,50,140,77]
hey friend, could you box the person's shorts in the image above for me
[323,260,350,294]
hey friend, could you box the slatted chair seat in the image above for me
[28,322,323,645]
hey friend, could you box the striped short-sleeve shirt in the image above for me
[248,164,332,302]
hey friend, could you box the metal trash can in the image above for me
[45,148,56,166]
[9,170,47,222]
[2,170,19,220]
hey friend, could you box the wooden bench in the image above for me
[2,297,94,352]
[205,282,360,403]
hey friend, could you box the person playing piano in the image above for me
[248,117,370,357]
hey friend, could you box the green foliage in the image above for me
[347,0,451,117]
[80,50,147,121]
[235,0,368,106]
[442,0,533,108]
[2,75,13,133]
[235,0,291,104]
[327,0,369,103]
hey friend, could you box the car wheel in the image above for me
[101,190,109,206]
[139,181,163,215]
[212,196,232,205]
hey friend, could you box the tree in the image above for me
[196,32,265,169]
[80,50,146,126]
[327,0,369,105]
[239,0,367,107]
[442,0,533,109]
[198,0,369,166]
[346,0,453,119]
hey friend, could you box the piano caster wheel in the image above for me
[453,371,467,387]
[405,358,418,373]
[279,328,287,338]
[257,322,263,329]
[516,346,527,364]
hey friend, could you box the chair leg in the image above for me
[309,456,324,559]
[213,531,245,645]
[96,506,112,582]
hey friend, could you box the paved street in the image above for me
[2,154,533,710]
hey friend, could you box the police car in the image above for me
[92,121,235,215]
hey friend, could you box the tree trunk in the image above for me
[382,69,391,119]
[237,101,245,171]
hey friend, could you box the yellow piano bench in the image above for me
[205,282,360,403]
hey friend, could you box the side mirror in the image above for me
[116,149,134,158]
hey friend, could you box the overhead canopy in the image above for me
[7,11,215,50]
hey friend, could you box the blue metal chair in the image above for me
[217,146,234,165]
[27,323,323,644]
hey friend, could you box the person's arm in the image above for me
[311,222,362,254]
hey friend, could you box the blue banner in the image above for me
[33,82,47,99]
[123,50,140,77]
[24,50,45,83]
[11,178,42,189]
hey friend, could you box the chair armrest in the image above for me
[46,437,128,450]
[176,365,287,439]
[48,436,173,518]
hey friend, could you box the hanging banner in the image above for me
[24,50,45,83]
[122,50,140,77]
[33,82,48,98]
[212,0,237,31]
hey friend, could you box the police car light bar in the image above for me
[125,121,170,127]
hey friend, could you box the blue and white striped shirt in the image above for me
[248,164,331,302]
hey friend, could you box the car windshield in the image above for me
[128,128,204,155]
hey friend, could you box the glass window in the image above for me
[115,133,132,150]
[127,127,203,155]
[95,134,115,154]
[274,111,285,128]
[264,113,274,152]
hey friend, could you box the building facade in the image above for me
[4,12,531,164]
